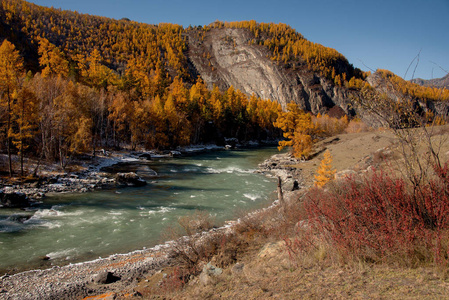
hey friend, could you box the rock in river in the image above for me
[0,191,32,208]
[115,172,147,187]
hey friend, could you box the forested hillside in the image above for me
[1,0,448,176]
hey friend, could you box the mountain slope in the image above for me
[187,26,355,115]
[0,1,364,115]
[412,73,449,90]
[1,0,448,123]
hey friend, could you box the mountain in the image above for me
[411,73,449,90]
[0,1,365,115]
[186,25,357,115]
[0,0,447,121]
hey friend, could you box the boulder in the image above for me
[292,180,300,191]
[0,191,31,208]
[115,172,147,187]
[170,150,182,157]
[199,262,223,286]
[7,214,32,223]
[139,153,153,160]
[93,271,121,284]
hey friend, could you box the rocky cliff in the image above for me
[187,28,357,117]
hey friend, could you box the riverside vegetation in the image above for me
[1,0,449,299]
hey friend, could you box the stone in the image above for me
[81,292,116,300]
[258,241,285,259]
[7,214,32,223]
[139,153,152,160]
[199,262,223,286]
[170,150,182,157]
[93,271,121,284]
[115,172,147,187]
[47,177,59,184]
[187,27,358,119]
[292,180,300,191]
[0,191,31,208]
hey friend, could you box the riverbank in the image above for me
[4,129,437,299]
[0,144,230,206]
[0,142,279,205]
[0,182,284,300]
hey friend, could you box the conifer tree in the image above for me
[38,38,69,78]
[273,102,318,158]
[0,39,24,176]
[314,150,336,187]
[11,83,39,177]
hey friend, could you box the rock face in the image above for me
[187,28,356,116]
[187,28,449,124]
[115,172,147,187]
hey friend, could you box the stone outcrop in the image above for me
[367,71,449,121]
[199,262,223,286]
[187,28,449,125]
[187,28,357,116]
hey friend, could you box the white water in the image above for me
[0,148,278,273]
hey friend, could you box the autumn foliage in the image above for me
[209,21,368,88]
[0,48,282,170]
[378,69,449,102]
[1,0,448,178]
[313,150,336,187]
[273,102,364,158]
[273,103,319,158]
[297,165,449,266]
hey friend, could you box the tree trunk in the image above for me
[20,99,24,178]
[7,89,13,177]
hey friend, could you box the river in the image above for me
[0,147,278,274]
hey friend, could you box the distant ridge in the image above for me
[411,73,449,90]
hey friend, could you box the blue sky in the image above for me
[28,0,449,80]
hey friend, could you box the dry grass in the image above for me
[147,239,449,300]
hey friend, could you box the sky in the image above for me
[28,0,449,80]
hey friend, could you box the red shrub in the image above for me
[296,165,449,266]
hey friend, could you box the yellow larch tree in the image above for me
[314,150,336,187]
[0,39,24,176]
[11,82,39,177]
[38,38,69,78]
[273,102,319,158]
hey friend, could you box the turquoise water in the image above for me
[0,148,278,273]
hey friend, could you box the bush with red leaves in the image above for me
[295,163,449,266]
